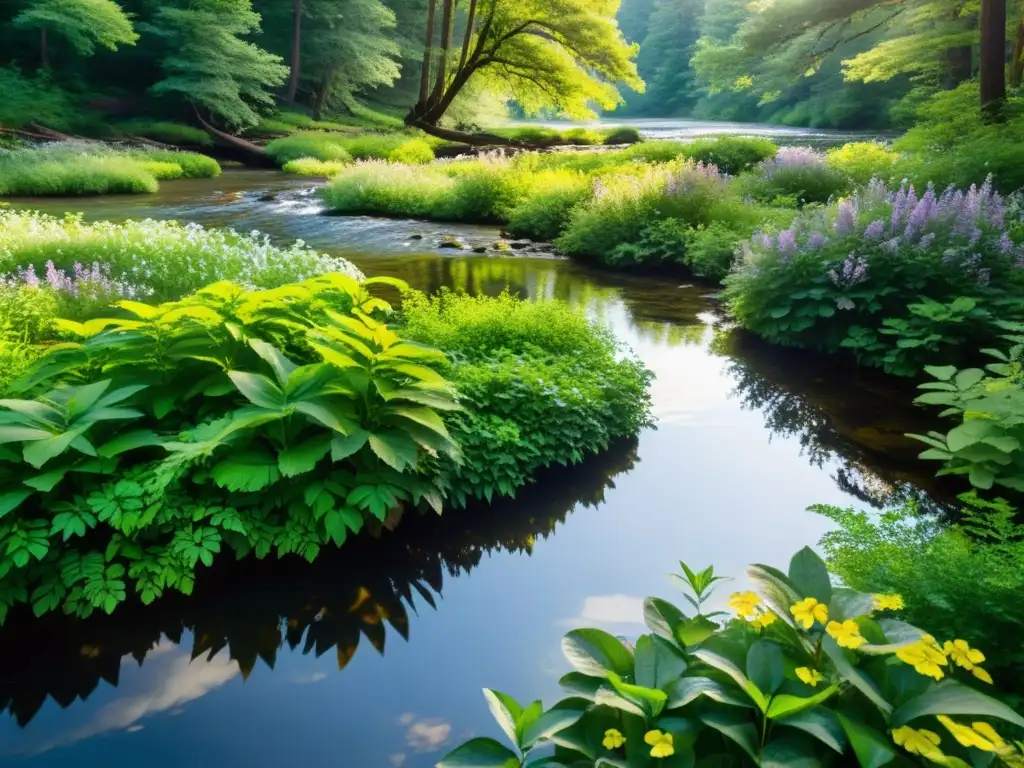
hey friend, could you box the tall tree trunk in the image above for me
[458,0,479,74]
[980,0,1007,121]
[312,67,334,120]
[1011,19,1024,88]
[417,0,438,110]
[429,0,456,106]
[286,0,302,102]
[40,27,48,69]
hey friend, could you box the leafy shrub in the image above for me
[401,290,653,504]
[441,155,532,222]
[0,210,362,301]
[321,161,455,217]
[827,142,899,185]
[740,147,853,205]
[724,178,1024,376]
[506,171,592,241]
[0,275,460,621]
[908,328,1024,492]
[818,494,1024,687]
[129,149,221,179]
[117,119,214,147]
[0,341,37,393]
[339,133,409,160]
[0,66,77,131]
[282,157,349,177]
[564,127,605,145]
[679,135,778,174]
[684,221,742,280]
[389,138,435,164]
[0,150,158,196]
[623,140,687,163]
[265,133,353,165]
[0,284,60,344]
[603,126,642,144]
[440,544,1024,767]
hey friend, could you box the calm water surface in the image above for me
[1,172,946,766]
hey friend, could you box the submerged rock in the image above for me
[409,234,424,240]
[509,241,530,250]
[258,192,277,202]
[471,246,488,253]
[438,237,465,249]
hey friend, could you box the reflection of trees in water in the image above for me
[712,329,958,512]
[0,439,639,728]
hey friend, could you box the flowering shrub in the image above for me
[724,177,1024,375]
[677,135,778,174]
[0,210,362,302]
[740,146,853,205]
[826,142,899,185]
[439,547,1024,767]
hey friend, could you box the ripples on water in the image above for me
[1,170,947,767]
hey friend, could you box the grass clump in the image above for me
[678,136,778,174]
[116,119,214,147]
[322,161,455,217]
[266,133,353,165]
[0,209,363,301]
[826,141,898,185]
[738,147,853,206]
[402,289,654,504]
[282,157,349,177]
[603,126,642,144]
[387,138,435,164]
[129,149,220,179]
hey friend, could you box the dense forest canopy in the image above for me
[0,0,1021,134]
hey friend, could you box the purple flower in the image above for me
[806,232,828,250]
[835,200,857,236]
[863,220,885,240]
[829,253,869,287]
[21,265,38,287]
[777,229,797,254]
[1000,232,1014,254]
[756,232,774,250]
[919,233,936,250]
[760,147,825,178]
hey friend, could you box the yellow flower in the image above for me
[943,639,985,669]
[896,635,948,680]
[938,716,1002,752]
[729,591,760,619]
[790,597,828,629]
[796,667,824,687]
[972,665,994,684]
[892,725,943,759]
[602,728,626,750]
[874,593,905,611]
[644,730,675,759]
[970,722,1005,750]
[751,610,777,629]
[826,619,866,649]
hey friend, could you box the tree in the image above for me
[406,0,642,139]
[980,0,1006,118]
[143,0,288,128]
[13,0,137,69]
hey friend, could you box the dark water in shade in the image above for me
[1,172,952,767]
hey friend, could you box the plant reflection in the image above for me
[0,438,639,728]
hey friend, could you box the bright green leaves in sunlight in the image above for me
[441,545,1024,767]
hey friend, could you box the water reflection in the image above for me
[0,440,638,739]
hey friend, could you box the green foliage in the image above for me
[266,132,435,167]
[826,142,898,186]
[0,286,60,345]
[0,67,78,131]
[0,209,362,302]
[506,171,593,242]
[603,126,642,145]
[441,545,1024,766]
[818,493,1024,686]
[679,136,778,175]
[116,120,214,147]
[400,290,654,505]
[388,138,434,165]
[683,221,743,281]
[739,164,853,206]
[13,0,137,57]
[908,328,1024,492]
[281,157,349,177]
[265,133,353,165]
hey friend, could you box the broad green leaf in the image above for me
[835,713,896,768]
[765,685,839,720]
[368,431,419,472]
[482,689,522,748]
[346,484,400,521]
[65,380,112,419]
[746,639,784,696]
[607,672,668,718]
[435,737,520,767]
[923,365,958,381]
[278,436,332,477]
[249,339,298,387]
[310,341,360,369]
[788,546,832,603]
[699,709,759,762]
[331,430,370,461]
[666,676,751,709]
[828,589,875,622]
[97,430,164,458]
[296,400,357,434]
[323,509,349,547]
[226,371,285,410]
[23,428,88,469]
[561,628,634,678]
[521,698,589,750]
[892,679,1024,728]
[858,619,924,655]
[676,615,718,647]
[760,737,825,768]
[0,426,53,444]
[558,672,604,700]
[776,707,845,753]
[391,362,449,385]
[946,420,997,452]
[692,647,767,711]
[635,635,687,691]
[210,449,281,492]
[820,636,891,715]
[382,405,453,439]
[515,700,543,748]
[0,398,60,424]
[24,466,69,492]
[644,596,687,642]
[0,491,31,518]
[747,563,805,633]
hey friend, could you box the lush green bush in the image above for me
[265,133,353,165]
[680,135,779,174]
[321,161,455,217]
[827,142,899,185]
[907,329,1024,492]
[506,170,592,241]
[401,290,653,504]
[282,157,349,177]
[440,544,1024,767]
[603,126,642,144]
[389,138,435,164]
[623,140,687,163]
[739,147,853,205]
[116,120,214,147]
[128,149,221,179]
[0,66,78,131]
[818,493,1024,688]
[0,209,362,301]
[724,179,1024,376]
[684,221,743,280]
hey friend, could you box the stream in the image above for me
[0,169,950,766]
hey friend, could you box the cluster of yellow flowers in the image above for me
[601,729,675,759]
[896,635,992,684]
[893,718,1009,765]
[728,590,777,629]
[795,666,824,687]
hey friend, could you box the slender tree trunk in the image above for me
[40,27,48,69]
[458,0,478,74]
[430,0,456,106]
[417,0,438,109]
[286,0,302,102]
[1011,19,1024,88]
[980,0,1007,121]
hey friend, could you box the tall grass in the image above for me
[0,143,220,196]
[268,132,436,169]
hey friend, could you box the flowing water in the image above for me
[1,169,949,766]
